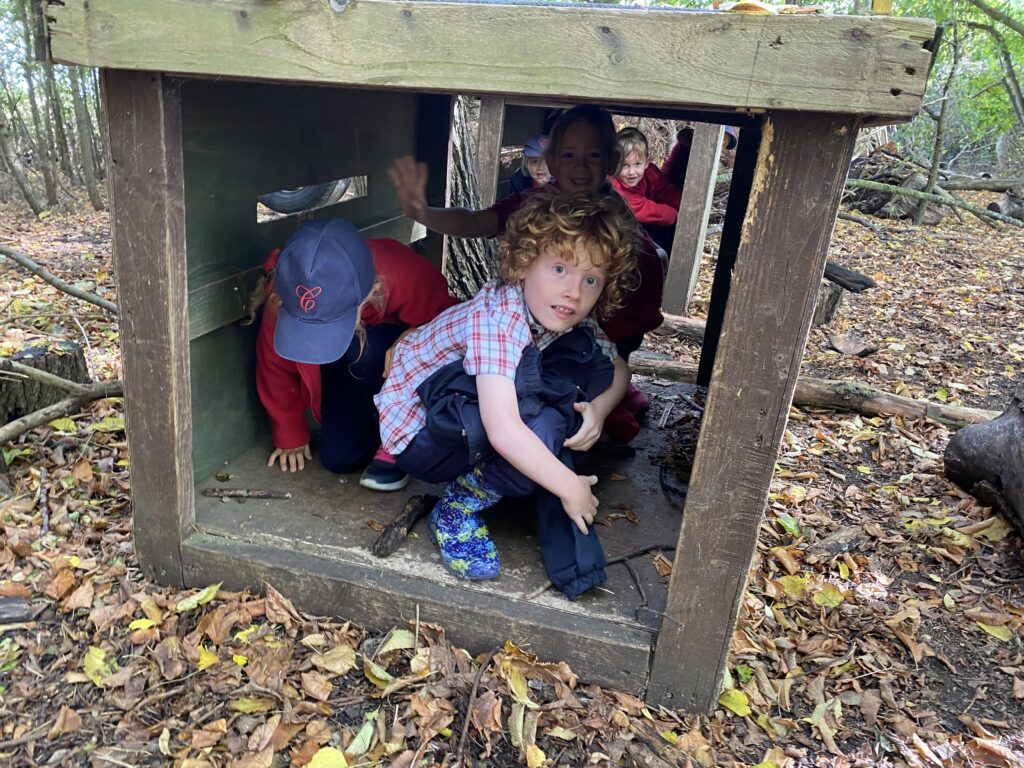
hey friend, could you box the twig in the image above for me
[4,360,88,394]
[371,493,437,557]
[71,314,97,380]
[37,467,49,535]
[0,721,53,750]
[455,645,501,767]
[0,381,124,445]
[0,245,118,314]
[200,488,292,500]
[622,559,647,621]
[837,210,890,240]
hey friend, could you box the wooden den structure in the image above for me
[44,0,935,710]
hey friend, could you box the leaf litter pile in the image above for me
[1,196,1023,767]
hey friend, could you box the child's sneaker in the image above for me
[359,459,411,491]
[428,469,501,580]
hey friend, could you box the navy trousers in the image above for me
[319,323,405,474]
[397,406,607,600]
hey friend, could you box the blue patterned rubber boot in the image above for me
[428,468,502,580]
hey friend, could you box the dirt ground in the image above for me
[1,192,1023,767]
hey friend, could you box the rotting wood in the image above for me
[371,494,437,558]
[0,597,33,623]
[0,344,88,425]
[0,380,124,445]
[945,384,1024,535]
[102,70,193,587]
[630,358,998,429]
[474,96,505,208]
[45,0,935,120]
[647,112,861,711]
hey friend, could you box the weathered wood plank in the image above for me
[182,532,654,695]
[647,112,860,710]
[663,123,724,315]
[102,70,193,586]
[46,0,934,120]
[475,96,505,208]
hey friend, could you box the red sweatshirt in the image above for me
[256,238,458,450]
[611,165,681,227]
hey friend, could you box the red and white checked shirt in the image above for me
[374,280,615,455]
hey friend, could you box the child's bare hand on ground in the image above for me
[268,444,312,472]
[563,401,605,452]
[561,474,599,534]
[387,156,429,221]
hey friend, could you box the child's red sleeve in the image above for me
[255,306,312,450]
[646,166,682,210]
[370,239,459,327]
[612,178,679,227]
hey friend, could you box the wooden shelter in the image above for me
[44,0,935,710]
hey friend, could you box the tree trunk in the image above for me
[0,108,44,216]
[945,384,1024,536]
[0,341,89,425]
[629,357,998,429]
[68,66,104,211]
[914,22,960,225]
[16,0,56,207]
[966,0,1024,38]
[44,63,75,182]
[443,95,496,300]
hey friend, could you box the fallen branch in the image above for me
[0,380,124,445]
[5,359,89,394]
[0,244,118,314]
[200,488,292,500]
[837,211,889,239]
[846,179,1024,228]
[939,176,1024,192]
[371,494,437,557]
[823,262,877,293]
[650,313,705,341]
[630,358,998,429]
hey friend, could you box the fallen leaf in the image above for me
[311,644,357,676]
[47,706,83,739]
[308,747,349,768]
[719,689,752,717]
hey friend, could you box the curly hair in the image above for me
[498,188,640,319]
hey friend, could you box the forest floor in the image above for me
[1,193,1023,768]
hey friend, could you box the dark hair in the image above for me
[498,187,639,319]
[546,105,620,173]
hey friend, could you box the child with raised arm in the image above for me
[388,104,662,442]
[611,127,682,253]
[375,189,639,599]
[255,218,457,490]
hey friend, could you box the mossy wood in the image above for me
[47,0,934,120]
[50,0,936,711]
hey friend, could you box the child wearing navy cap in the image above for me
[508,134,552,194]
[255,218,458,490]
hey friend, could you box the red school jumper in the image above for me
[256,238,459,451]
[610,165,682,227]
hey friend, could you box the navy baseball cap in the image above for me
[524,134,549,158]
[273,218,376,365]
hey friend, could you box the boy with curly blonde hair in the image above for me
[375,188,640,598]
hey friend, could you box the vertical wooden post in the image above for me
[475,96,506,207]
[647,112,860,710]
[695,123,762,387]
[101,70,192,585]
[417,93,454,266]
[663,123,724,315]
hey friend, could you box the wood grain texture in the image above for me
[46,0,935,119]
[475,96,505,208]
[664,123,724,315]
[182,532,654,694]
[102,71,193,586]
[647,112,860,710]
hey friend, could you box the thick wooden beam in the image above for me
[475,96,506,208]
[102,70,193,586]
[647,112,860,710]
[663,123,724,315]
[46,0,934,120]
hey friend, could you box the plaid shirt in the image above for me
[375,280,616,455]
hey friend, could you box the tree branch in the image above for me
[847,179,1024,227]
[965,0,1024,38]
[0,245,118,314]
[0,380,123,445]
[4,359,88,394]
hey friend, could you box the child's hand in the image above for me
[268,444,312,472]
[388,156,429,222]
[563,401,604,452]
[560,474,599,534]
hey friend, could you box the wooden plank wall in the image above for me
[46,0,936,121]
[102,71,192,586]
[647,112,860,710]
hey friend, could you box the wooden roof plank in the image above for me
[45,0,935,119]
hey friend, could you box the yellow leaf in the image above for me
[128,618,157,631]
[754,762,780,768]
[505,666,539,709]
[232,654,248,666]
[48,417,78,434]
[778,575,808,599]
[659,730,679,745]
[345,712,376,758]
[311,644,357,676]
[813,584,845,608]
[68,556,81,568]
[526,744,546,768]
[233,625,259,643]
[856,465,872,475]
[718,689,751,717]
[228,697,276,713]
[308,747,349,768]
[197,646,218,671]
[175,583,221,614]
[547,726,577,741]
[363,658,394,689]
[943,593,956,611]
[837,562,850,580]
[376,628,416,657]
[83,646,116,687]
[977,622,1012,642]
[976,517,1012,542]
